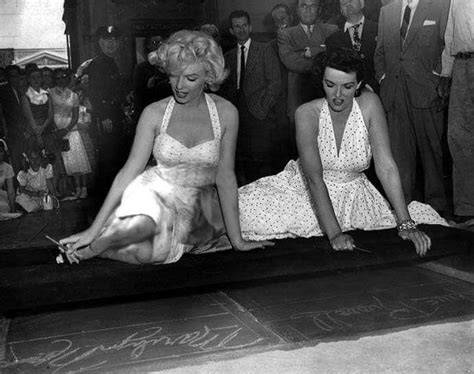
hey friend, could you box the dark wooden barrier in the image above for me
[1,224,473,315]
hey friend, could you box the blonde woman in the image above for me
[61,30,272,264]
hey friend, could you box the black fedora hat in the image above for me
[95,25,124,39]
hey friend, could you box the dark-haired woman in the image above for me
[50,68,91,199]
[21,68,52,150]
[239,48,447,256]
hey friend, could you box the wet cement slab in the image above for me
[1,292,283,373]
[225,266,474,343]
[1,266,473,373]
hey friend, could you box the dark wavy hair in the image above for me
[312,48,366,96]
[229,10,251,26]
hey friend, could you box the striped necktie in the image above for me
[400,1,412,45]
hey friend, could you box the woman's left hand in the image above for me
[234,240,275,252]
[398,228,431,256]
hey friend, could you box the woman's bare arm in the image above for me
[296,101,347,245]
[61,101,163,250]
[214,96,273,250]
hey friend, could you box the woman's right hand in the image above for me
[329,232,355,251]
[60,228,97,252]
[234,240,275,252]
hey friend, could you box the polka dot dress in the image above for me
[238,99,447,241]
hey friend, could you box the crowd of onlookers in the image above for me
[0,0,472,225]
[0,63,95,214]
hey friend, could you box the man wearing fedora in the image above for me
[86,25,127,198]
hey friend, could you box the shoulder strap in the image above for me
[160,97,175,133]
[205,94,221,139]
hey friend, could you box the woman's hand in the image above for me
[329,232,355,251]
[234,240,275,252]
[60,228,97,253]
[398,228,431,256]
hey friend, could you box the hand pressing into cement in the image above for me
[398,228,431,257]
[330,232,355,251]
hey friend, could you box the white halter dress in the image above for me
[115,94,226,263]
[239,99,447,240]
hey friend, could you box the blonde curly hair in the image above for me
[149,30,228,92]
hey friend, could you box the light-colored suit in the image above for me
[374,0,449,210]
[278,22,338,120]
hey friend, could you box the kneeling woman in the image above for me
[60,30,271,264]
[239,48,447,256]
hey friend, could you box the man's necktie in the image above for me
[306,25,313,39]
[239,45,245,90]
[400,2,412,44]
[352,23,362,52]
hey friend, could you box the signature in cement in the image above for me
[291,292,469,332]
[1,324,264,373]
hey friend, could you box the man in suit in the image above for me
[85,25,127,198]
[0,65,28,173]
[133,35,171,119]
[325,0,379,93]
[269,3,294,170]
[278,0,337,159]
[440,0,474,222]
[374,0,449,213]
[221,10,282,185]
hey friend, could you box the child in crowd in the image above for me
[0,139,16,213]
[15,147,57,212]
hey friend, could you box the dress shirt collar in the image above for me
[402,0,418,11]
[300,23,315,34]
[238,38,251,51]
[344,15,365,33]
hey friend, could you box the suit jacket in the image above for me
[278,22,338,119]
[374,0,449,109]
[0,83,25,142]
[86,53,125,124]
[222,40,281,120]
[325,19,379,93]
[133,60,171,117]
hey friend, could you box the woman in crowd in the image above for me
[21,67,52,150]
[75,86,96,195]
[41,67,55,90]
[22,67,68,196]
[0,139,16,213]
[239,48,447,256]
[16,146,57,213]
[50,68,91,199]
[60,30,271,264]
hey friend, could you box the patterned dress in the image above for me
[115,94,227,263]
[0,162,14,212]
[239,99,447,241]
[50,87,91,176]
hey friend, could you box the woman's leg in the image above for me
[76,215,166,263]
[79,174,88,198]
[100,239,167,264]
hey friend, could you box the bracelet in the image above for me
[397,219,417,232]
[329,231,343,241]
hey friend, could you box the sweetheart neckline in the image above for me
[162,132,217,150]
